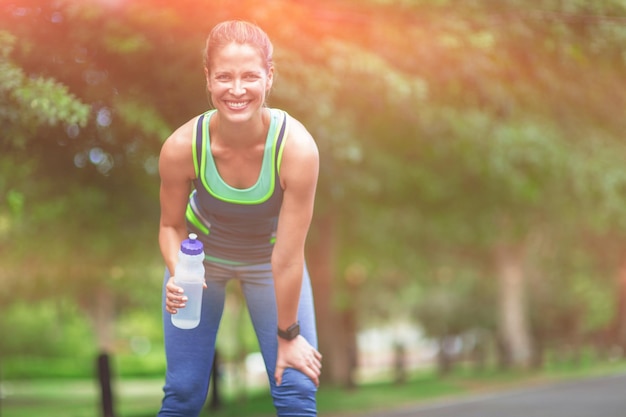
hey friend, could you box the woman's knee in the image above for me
[160,381,208,417]
[271,368,317,416]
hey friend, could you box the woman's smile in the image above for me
[224,100,251,110]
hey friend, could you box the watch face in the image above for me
[288,323,300,337]
[279,322,300,340]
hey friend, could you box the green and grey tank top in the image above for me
[185,108,289,265]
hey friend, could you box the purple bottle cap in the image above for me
[181,233,204,255]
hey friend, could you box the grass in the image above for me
[3,359,626,417]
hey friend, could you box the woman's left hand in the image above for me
[274,335,322,387]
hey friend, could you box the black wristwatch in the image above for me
[278,322,300,340]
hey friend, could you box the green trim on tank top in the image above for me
[204,254,249,266]
[197,108,285,205]
[192,115,201,181]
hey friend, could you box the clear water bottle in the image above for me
[171,233,205,330]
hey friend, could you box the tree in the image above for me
[3,0,626,389]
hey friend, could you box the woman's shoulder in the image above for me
[159,115,201,163]
[271,109,314,146]
[163,113,207,148]
[275,109,318,165]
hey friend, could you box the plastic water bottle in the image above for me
[171,233,205,330]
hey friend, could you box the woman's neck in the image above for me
[212,108,269,148]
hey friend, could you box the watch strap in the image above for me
[278,322,300,340]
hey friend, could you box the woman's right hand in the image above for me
[165,277,186,314]
[165,276,207,314]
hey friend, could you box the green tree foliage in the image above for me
[2,0,626,382]
[279,0,626,371]
[0,32,89,148]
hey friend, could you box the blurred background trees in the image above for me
[1,0,626,394]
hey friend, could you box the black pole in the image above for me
[209,350,221,410]
[97,352,116,417]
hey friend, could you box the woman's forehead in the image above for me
[210,42,265,69]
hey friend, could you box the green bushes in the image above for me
[1,300,166,380]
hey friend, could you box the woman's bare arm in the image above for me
[272,116,322,386]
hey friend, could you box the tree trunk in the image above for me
[393,341,407,384]
[436,335,455,376]
[612,257,626,354]
[90,285,116,353]
[494,244,532,369]
[306,210,355,387]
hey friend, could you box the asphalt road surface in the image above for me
[361,373,626,417]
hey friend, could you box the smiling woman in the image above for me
[157,20,321,417]
[203,21,274,117]
[205,42,273,127]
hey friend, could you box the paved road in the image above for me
[360,373,626,417]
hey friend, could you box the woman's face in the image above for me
[206,42,273,123]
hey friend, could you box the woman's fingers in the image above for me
[301,347,322,381]
[310,357,322,370]
[275,336,323,387]
[165,280,186,314]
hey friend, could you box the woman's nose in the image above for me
[229,79,245,95]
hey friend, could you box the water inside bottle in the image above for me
[171,281,204,329]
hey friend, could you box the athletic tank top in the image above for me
[185,108,288,265]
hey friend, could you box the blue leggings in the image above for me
[158,261,318,417]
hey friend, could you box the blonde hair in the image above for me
[204,20,274,73]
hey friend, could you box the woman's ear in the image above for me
[204,67,215,108]
[266,66,274,92]
[204,67,211,91]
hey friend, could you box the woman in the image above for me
[158,20,322,417]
